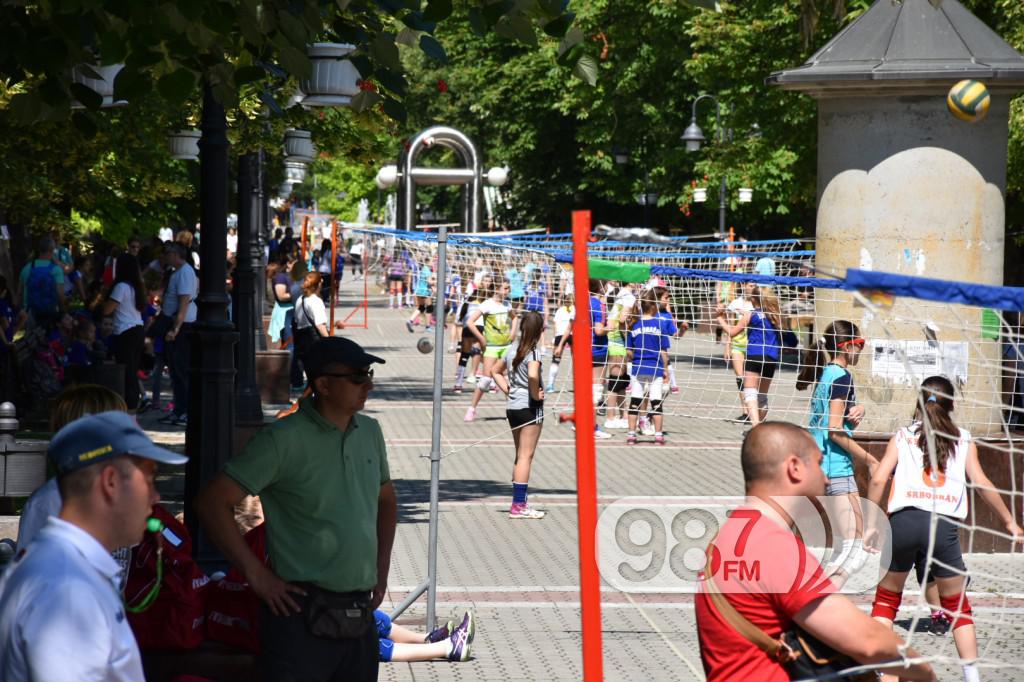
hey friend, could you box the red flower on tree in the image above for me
[357,79,377,92]
[437,79,449,93]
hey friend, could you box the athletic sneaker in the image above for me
[545,384,555,393]
[425,326,434,333]
[447,625,472,661]
[405,321,415,333]
[488,384,497,393]
[930,611,952,636]
[508,503,546,519]
[615,418,629,429]
[640,418,656,437]
[604,419,624,430]
[455,610,476,644]
[425,620,454,643]
[670,386,680,394]
[453,384,463,394]
[626,433,638,445]
[733,413,751,424]
[463,407,476,422]
[594,428,612,440]
[654,434,666,445]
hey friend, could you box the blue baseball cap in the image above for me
[50,411,188,475]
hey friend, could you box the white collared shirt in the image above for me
[0,518,143,681]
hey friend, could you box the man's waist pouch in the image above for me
[297,582,372,640]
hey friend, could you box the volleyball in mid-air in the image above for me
[946,79,990,123]
[417,337,434,354]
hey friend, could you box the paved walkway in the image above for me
[74,279,1024,680]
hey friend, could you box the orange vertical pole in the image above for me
[301,216,310,263]
[570,209,604,682]
[728,226,735,272]
[329,219,338,332]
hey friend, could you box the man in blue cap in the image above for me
[197,336,397,682]
[0,411,187,681]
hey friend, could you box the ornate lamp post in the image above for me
[681,94,728,236]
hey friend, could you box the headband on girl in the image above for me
[926,396,937,403]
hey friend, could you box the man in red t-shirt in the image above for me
[695,423,935,682]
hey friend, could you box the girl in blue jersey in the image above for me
[626,296,670,444]
[589,279,611,439]
[796,319,873,579]
[714,286,782,425]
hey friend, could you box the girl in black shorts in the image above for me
[492,311,545,519]
[867,375,1022,682]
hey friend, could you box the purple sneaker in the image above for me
[455,610,475,644]
[425,619,454,643]
[448,622,472,661]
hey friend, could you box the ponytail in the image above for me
[915,375,958,473]
[795,319,861,391]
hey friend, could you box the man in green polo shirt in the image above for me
[197,337,396,682]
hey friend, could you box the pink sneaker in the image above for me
[654,434,666,445]
[453,384,463,394]
[509,503,545,519]
[670,386,680,394]
[626,433,638,445]
[464,407,476,422]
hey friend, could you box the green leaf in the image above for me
[113,66,151,101]
[681,0,721,10]
[99,31,129,64]
[423,0,453,22]
[375,69,408,97]
[371,33,402,71]
[556,43,582,66]
[259,90,285,117]
[396,27,420,47]
[382,97,407,122]
[482,0,515,27]
[72,111,98,139]
[572,54,598,86]
[238,5,264,46]
[156,69,198,103]
[278,45,312,79]
[558,26,584,56]
[277,9,310,48]
[542,13,574,38]
[419,34,448,63]
[235,64,266,85]
[467,7,487,36]
[7,92,42,124]
[495,14,537,46]
[350,89,382,112]
[70,82,103,110]
[538,0,569,16]
[336,0,352,9]
[401,12,437,33]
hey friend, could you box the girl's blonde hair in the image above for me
[752,286,782,331]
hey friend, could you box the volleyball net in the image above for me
[362,225,1024,676]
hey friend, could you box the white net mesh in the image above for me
[359,227,1023,677]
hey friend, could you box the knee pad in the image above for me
[458,353,470,367]
[470,347,481,357]
[629,397,644,415]
[418,303,426,313]
[742,387,759,404]
[592,384,604,405]
[871,586,903,621]
[757,392,769,409]
[940,593,974,629]
[426,304,435,315]
[477,376,493,392]
[650,399,664,415]
[735,376,744,391]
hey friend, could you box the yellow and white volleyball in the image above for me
[417,337,434,354]
[946,79,990,123]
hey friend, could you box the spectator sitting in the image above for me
[98,316,116,356]
[66,319,100,369]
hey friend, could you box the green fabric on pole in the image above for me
[981,308,1000,340]
[587,259,651,283]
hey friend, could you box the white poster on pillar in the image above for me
[869,339,968,385]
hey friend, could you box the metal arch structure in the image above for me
[396,125,482,232]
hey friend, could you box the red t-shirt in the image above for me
[695,506,836,682]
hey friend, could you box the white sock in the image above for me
[388,294,394,307]
[548,363,559,385]
[963,662,980,682]
[668,365,677,389]
[455,366,465,384]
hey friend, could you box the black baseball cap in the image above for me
[50,411,188,475]
[303,337,385,382]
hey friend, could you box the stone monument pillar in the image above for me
[769,0,1024,435]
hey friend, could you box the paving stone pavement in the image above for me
[139,280,1024,680]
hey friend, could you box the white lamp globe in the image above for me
[487,166,509,187]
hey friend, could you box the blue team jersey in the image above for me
[506,269,526,299]
[627,317,669,376]
[590,294,607,357]
[524,287,545,312]
[414,265,432,297]
[746,310,780,360]
[657,310,678,336]
[809,363,856,479]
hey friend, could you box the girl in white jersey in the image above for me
[546,293,575,392]
[867,376,1022,682]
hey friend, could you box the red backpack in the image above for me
[124,505,210,650]
[205,523,267,653]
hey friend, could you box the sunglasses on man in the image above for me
[321,368,375,385]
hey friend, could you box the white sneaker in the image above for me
[615,418,630,430]
[639,418,656,437]
[594,429,612,439]
[603,419,621,430]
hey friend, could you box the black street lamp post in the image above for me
[254,147,269,352]
[234,152,264,425]
[682,94,728,235]
[184,84,239,570]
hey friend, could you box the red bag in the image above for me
[205,523,267,653]
[124,505,210,651]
